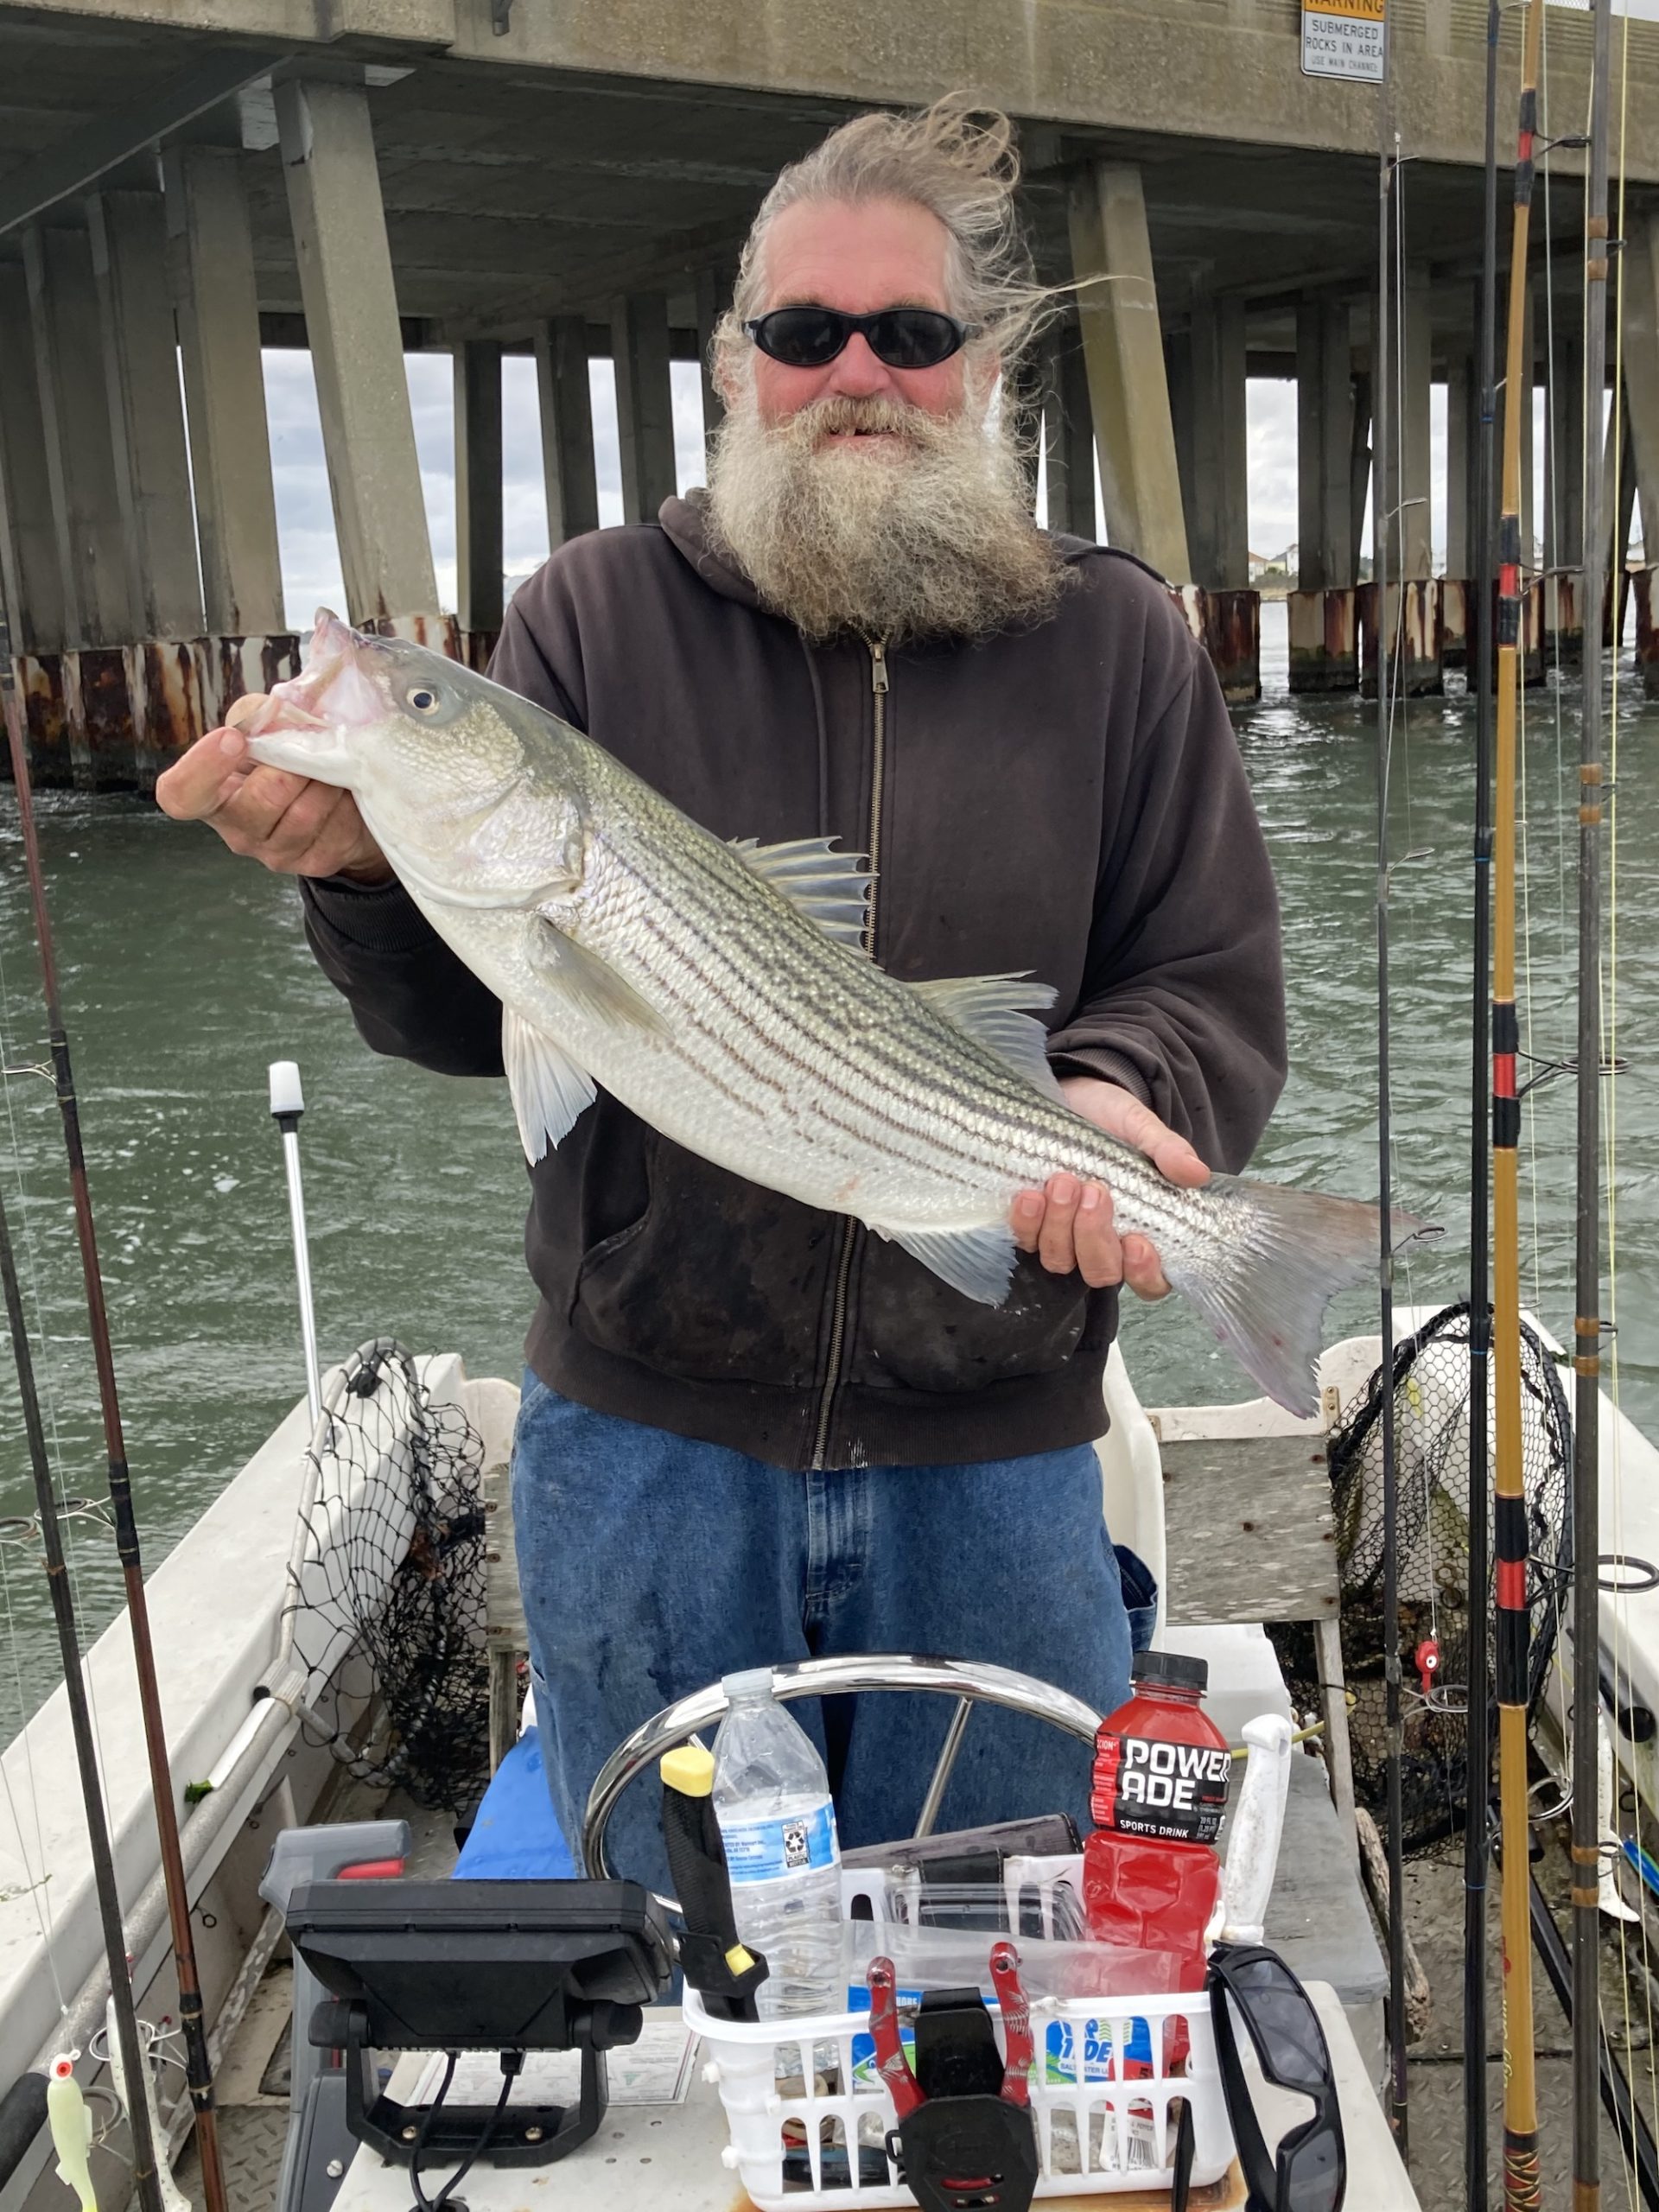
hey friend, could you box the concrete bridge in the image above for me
[3,0,1659,787]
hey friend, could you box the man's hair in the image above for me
[718,95,1053,390]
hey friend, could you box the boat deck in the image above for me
[180,1751,1389,2211]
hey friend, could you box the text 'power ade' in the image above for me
[1082,1649,1231,1990]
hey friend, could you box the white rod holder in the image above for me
[268,1061,322,1430]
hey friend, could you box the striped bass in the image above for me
[239,611,1425,1419]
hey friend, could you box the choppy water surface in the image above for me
[1,600,1655,1721]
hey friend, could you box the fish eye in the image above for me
[405,683,442,715]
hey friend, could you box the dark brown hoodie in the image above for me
[300,495,1286,1469]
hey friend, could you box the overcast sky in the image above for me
[264,351,711,626]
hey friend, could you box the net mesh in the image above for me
[282,1338,490,1814]
[1271,1301,1572,1854]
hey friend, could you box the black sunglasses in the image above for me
[1208,1944,1345,2212]
[743,305,980,371]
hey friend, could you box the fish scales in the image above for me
[581,799,1116,1223]
[242,613,1429,1415]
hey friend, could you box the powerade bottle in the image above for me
[712,1669,843,2018]
[1082,1649,1231,1991]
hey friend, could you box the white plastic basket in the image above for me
[686,1982,1231,2209]
[687,1867,1232,2209]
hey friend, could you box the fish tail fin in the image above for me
[1166,1176,1433,1419]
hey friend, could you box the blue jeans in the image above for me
[511,1376,1149,1896]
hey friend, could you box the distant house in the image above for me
[1249,545,1295,586]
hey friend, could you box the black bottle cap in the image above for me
[1130,1648,1209,1694]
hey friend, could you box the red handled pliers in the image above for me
[988,1941,1035,2107]
[868,1955,925,2120]
[867,1945,1036,2115]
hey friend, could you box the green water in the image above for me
[2,607,1656,1726]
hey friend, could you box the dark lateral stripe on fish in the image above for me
[606,833,1066,1190]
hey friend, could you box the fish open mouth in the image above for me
[228,610,392,738]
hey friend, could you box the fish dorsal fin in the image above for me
[910,973,1065,1101]
[731,835,873,948]
[503,1007,596,1163]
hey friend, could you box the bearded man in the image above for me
[157,99,1285,1888]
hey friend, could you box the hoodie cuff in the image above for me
[300,874,436,956]
[1046,1046,1154,1107]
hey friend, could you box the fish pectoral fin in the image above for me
[909,973,1065,1102]
[731,834,874,949]
[527,919,671,1039]
[503,1007,596,1162]
[883,1221,1020,1306]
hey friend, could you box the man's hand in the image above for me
[155,727,391,883]
[1012,1077,1210,1300]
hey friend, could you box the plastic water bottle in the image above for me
[712,1669,843,2018]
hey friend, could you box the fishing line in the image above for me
[1383,126,1422,1345]
[1373,77,1409,2157]
[1465,15,1501,2195]
[1539,0,1571,978]
[2,676,228,2212]
[1517,576,1546,1316]
[0,944,119,1834]
[1389,131,1416,869]
[1603,1,1653,2181]
[0,1171,164,2212]
[0,1517,68,2017]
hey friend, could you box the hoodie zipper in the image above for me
[809,639,888,1471]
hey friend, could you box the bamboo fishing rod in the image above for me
[1493,0,1547,2202]
[0,1179,166,2212]
[1572,2,1614,2205]
[0,683,230,2212]
[1464,9,1501,2204]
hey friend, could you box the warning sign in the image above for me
[1301,0,1386,83]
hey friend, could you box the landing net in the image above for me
[1274,1301,1572,1853]
[281,1338,490,1814]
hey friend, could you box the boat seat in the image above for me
[1156,1427,1357,1839]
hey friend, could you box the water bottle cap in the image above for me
[721,1668,776,1702]
[1130,1648,1209,1694]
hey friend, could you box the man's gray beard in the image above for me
[703,391,1071,645]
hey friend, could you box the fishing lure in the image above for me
[46,2055,96,2212]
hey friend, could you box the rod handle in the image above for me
[1217,1714,1294,1945]
[659,1747,767,2023]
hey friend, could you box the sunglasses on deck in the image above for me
[742,305,981,370]
[1208,1944,1346,2212]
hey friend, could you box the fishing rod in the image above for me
[1492,1,1546,2203]
[0,689,231,2212]
[0,1177,166,2212]
[1464,7,1502,2205]
[1572,2,1614,2206]
[1372,54,1408,2158]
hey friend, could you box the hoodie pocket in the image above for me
[570,1134,838,1390]
[850,1236,1094,1393]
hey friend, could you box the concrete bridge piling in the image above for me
[2,0,1659,791]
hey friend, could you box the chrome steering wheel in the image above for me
[580,1650,1103,1909]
